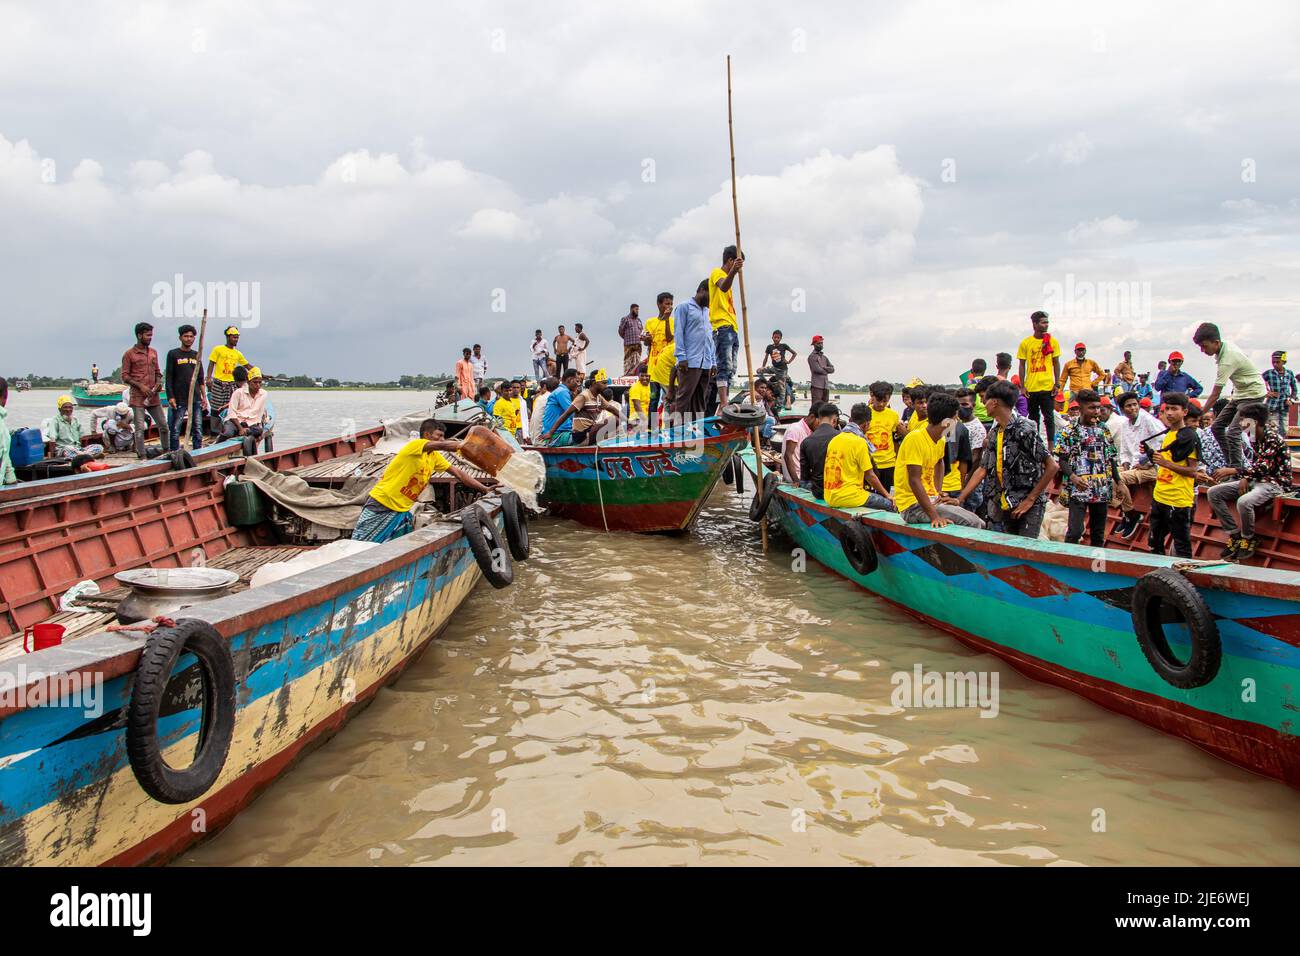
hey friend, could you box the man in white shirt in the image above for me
[572,324,590,376]
[530,331,549,381]
[1114,390,1164,537]
[470,344,488,393]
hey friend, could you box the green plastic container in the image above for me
[224,480,267,526]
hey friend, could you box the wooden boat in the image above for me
[528,416,753,533]
[0,426,385,639]
[737,447,1300,787]
[0,490,525,865]
[73,383,170,407]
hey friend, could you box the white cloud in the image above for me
[457,208,539,242]
[1066,215,1139,243]
[1046,132,1095,166]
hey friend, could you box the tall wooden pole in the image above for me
[727,55,767,552]
[185,308,208,450]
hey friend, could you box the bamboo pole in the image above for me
[185,308,208,450]
[726,54,767,552]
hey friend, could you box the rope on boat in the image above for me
[594,444,609,532]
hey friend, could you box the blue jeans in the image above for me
[713,326,739,386]
[532,357,548,380]
[168,399,203,448]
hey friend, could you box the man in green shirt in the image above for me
[1193,322,1268,469]
[43,395,103,459]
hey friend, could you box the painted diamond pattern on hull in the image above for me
[1085,586,1136,612]
[909,542,981,577]
[990,564,1082,599]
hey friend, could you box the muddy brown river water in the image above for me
[178,485,1300,867]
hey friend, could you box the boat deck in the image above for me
[0,545,309,662]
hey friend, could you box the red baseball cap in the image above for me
[1139,397,1152,408]
[1074,342,1086,350]
[811,335,824,344]
[1101,395,1112,406]
[1169,351,1184,361]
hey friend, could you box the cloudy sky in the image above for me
[2,1,1298,386]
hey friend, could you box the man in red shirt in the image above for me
[121,322,171,458]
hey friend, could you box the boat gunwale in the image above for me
[524,422,751,458]
[0,494,503,719]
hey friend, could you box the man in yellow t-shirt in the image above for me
[493,382,522,440]
[650,316,677,414]
[893,391,985,529]
[1149,392,1199,559]
[353,419,495,542]
[1016,310,1062,447]
[708,245,744,408]
[627,371,652,431]
[205,326,250,417]
[643,292,674,419]
[864,381,904,490]
[823,429,893,509]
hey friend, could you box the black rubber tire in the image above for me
[722,458,735,486]
[1131,568,1221,689]
[733,457,746,496]
[462,503,513,589]
[719,402,767,429]
[168,449,196,471]
[748,471,782,522]
[840,520,879,576]
[126,618,237,805]
[501,491,530,561]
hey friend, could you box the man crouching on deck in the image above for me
[353,419,496,543]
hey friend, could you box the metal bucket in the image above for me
[114,567,240,624]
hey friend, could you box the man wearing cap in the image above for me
[1061,343,1104,396]
[206,325,250,421]
[222,367,270,443]
[1154,351,1202,401]
[43,394,103,459]
[808,335,835,406]
[122,321,171,458]
[1263,350,1297,435]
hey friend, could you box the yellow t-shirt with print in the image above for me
[644,316,670,369]
[892,427,945,514]
[1016,334,1060,393]
[823,431,874,509]
[650,319,677,388]
[908,414,927,433]
[708,267,737,332]
[493,397,521,432]
[208,345,247,382]
[1153,430,1197,509]
[628,381,652,421]
[865,406,900,468]
[369,439,452,514]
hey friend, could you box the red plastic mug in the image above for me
[23,623,65,653]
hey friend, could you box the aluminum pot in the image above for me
[114,567,240,624]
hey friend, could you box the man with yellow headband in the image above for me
[43,394,103,459]
[222,366,269,444]
[206,325,250,420]
[540,369,622,446]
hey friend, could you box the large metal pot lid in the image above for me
[114,567,239,593]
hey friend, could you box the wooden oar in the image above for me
[727,54,767,552]
[185,308,208,450]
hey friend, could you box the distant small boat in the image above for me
[13,380,30,392]
[73,383,168,407]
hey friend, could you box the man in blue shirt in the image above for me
[541,368,580,444]
[1153,350,1202,399]
[671,280,716,415]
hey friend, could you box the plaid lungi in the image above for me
[207,378,236,415]
[352,498,415,543]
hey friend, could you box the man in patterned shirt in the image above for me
[1054,388,1118,547]
[1262,350,1297,435]
[1206,402,1292,562]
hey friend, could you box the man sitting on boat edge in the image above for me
[353,419,497,543]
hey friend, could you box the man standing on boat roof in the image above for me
[618,304,643,375]
[352,419,496,543]
[1193,322,1268,472]
[553,325,573,378]
[672,280,716,417]
[206,325,250,422]
[955,379,1057,536]
[470,344,488,395]
[808,335,835,407]
[122,321,172,459]
[1016,310,1061,447]
[455,347,475,400]
[708,246,744,410]
[530,330,549,382]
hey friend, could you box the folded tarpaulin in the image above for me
[238,457,376,530]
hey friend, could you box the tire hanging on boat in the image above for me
[462,503,513,589]
[1130,568,1221,689]
[167,448,196,471]
[839,520,878,576]
[748,471,781,522]
[126,618,237,804]
[501,491,530,561]
[719,402,767,429]
[721,458,735,486]
[733,457,745,496]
